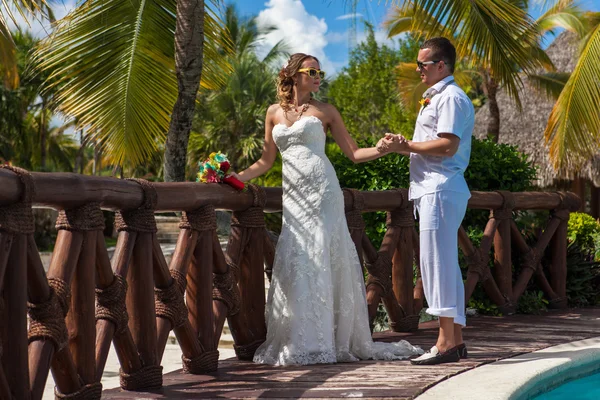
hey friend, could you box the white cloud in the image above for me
[255,0,336,74]
[336,13,363,21]
[5,1,76,38]
[325,31,347,44]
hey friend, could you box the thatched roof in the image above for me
[473,31,600,188]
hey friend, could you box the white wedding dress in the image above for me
[252,115,422,366]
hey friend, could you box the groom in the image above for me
[379,37,474,365]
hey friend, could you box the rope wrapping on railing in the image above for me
[114,179,158,233]
[55,202,105,231]
[179,204,217,231]
[231,184,266,228]
[0,165,35,234]
[365,251,393,296]
[155,270,188,329]
[465,249,492,282]
[343,188,366,230]
[182,350,219,374]
[386,206,414,227]
[213,265,241,316]
[119,365,163,391]
[490,190,515,220]
[54,382,102,400]
[95,275,129,335]
[234,339,265,361]
[27,278,70,351]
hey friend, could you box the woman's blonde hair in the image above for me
[277,53,320,112]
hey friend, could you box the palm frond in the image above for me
[385,4,452,39]
[545,23,600,173]
[535,0,586,37]
[402,0,543,110]
[32,0,231,167]
[528,72,570,100]
[395,62,428,111]
[261,40,288,65]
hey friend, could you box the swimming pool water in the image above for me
[532,371,600,400]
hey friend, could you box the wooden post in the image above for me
[412,228,424,313]
[0,232,13,400]
[389,207,415,319]
[2,236,30,400]
[187,229,216,353]
[108,231,142,375]
[127,232,158,367]
[46,229,84,395]
[591,186,600,219]
[67,230,97,384]
[549,209,569,308]
[226,185,267,361]
[493,218,512,300]
[26,235,55,400]
[164,229,204,363]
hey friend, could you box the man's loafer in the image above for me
[457,343,467,359]
[410,346,460,365]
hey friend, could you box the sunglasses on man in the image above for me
[298,68,326,79]
[416,60,441,70]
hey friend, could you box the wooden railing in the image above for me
[0,166,580,399]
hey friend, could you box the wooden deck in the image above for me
[103,308,600,399]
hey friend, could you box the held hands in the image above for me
[376,133,408,153]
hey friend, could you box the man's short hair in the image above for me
[421,37,456,73]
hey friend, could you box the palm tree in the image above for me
[543,11,600,174]
[187,5,287,179]
[32,0,232,178]
[0,0,53,88]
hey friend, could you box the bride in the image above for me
[232,53,422,366]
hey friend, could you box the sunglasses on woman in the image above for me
[298,68,326,79]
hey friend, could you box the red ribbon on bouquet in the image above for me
[197,152,245,191]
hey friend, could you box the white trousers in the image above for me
[415,191,469,326]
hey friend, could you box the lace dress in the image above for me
[252,115,422,366]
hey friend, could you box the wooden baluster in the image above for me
[127,231,158,367]
[458,223,507,309]
[361,231,383,328]
[26,235,55,400]
[549,209,569,308]
[2,236,30,400]
[390,207,415,320]
[94,230,120,380]
[212,231,230,348]
[412,228,424,313]
[511,218,562,300]
[226,185,266,361]
[109,231,142,375]
[67,230,97,384]
[187,228,216,353]
[490,192,515,303]
[46,229,84,395]
[166,229,203,362]
[153,235,202,364]
[262,229,275,283]
[0,232,13,400]
[493,218,513,301]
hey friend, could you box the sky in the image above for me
[8,0,600,76]
[231,0,600,75]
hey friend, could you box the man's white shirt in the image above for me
[409,75,475,200]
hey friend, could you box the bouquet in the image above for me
[197,152,244,191]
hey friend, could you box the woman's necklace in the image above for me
[294,99,311,121]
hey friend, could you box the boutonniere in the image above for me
[419,97,431,108]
